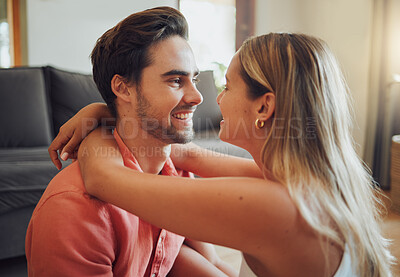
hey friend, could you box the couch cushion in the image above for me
[0,206,36,259]
[0,147,70,215]
[0,67,53,147]
[193,71,222,131]
[45,66,105,135]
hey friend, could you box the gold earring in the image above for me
[255,119,265,129]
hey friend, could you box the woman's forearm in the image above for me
[167,244,235,277]
[87,102,114,126]
[172,143,263,178]
[182,240,238,277]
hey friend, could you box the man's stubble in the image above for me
[135,88,194,144]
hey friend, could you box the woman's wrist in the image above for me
[171,142,200,169]
[82,103,115,127]
[88,103,111,119]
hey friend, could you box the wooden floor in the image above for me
[216,190,400,275]
[382,210,400,276]
[381,191,400,276]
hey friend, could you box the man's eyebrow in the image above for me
[161,69,200,77]
[161,70,188,77]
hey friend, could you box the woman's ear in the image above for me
[256,92,275,121]
[111,74,133,103]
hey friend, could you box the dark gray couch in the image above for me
[0,66,250,260]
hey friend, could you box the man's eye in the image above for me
[192,78,199,84]
[170,78,182,85]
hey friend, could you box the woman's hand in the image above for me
[48,103,113,170]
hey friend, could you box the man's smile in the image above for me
[171,112,194,120]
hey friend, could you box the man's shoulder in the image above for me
[32,161,136,222]
[25,162,126,277]
[33,162,99,215]
[40,161,85,198]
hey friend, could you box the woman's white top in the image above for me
[239,246,357,277]
[238,256,257,277]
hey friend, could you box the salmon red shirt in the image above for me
[25,130,193,276]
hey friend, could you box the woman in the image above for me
[50,33,394,276]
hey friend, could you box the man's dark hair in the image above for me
[90,6,189,117]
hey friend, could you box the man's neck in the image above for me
[116,122,170,175]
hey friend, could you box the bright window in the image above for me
[0,0,11,68]
[180,0,236,90]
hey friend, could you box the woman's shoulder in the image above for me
[243,178,341,275]
[236,177,301,245]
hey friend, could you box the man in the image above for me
[26,7,235,276]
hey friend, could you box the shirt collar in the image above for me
[113,129,179,176]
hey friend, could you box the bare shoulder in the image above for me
[228,178,300,249]
[243,179,340,276]
[239,177,298,224]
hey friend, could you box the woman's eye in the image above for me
[192,78,199,84]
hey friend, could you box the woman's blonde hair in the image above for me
[238,33,394,276]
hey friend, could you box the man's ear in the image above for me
[111,74,133,103]
[256,92,275,121]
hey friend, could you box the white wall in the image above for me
[387,0,400,76]
[255,0,373,155]
[26,0,178,73]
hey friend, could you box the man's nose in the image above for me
[184,83,203,106]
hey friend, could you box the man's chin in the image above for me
[151,128,194,144]
[170,130,194,144]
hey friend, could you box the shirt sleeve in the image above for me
[26,191,116,277]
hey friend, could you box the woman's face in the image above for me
[216,53,255,148]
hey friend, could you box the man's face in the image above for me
[127,35,203,144]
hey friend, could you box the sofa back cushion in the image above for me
[45,66,105,135]
[0,67,53,147]
[193,71,222,132]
